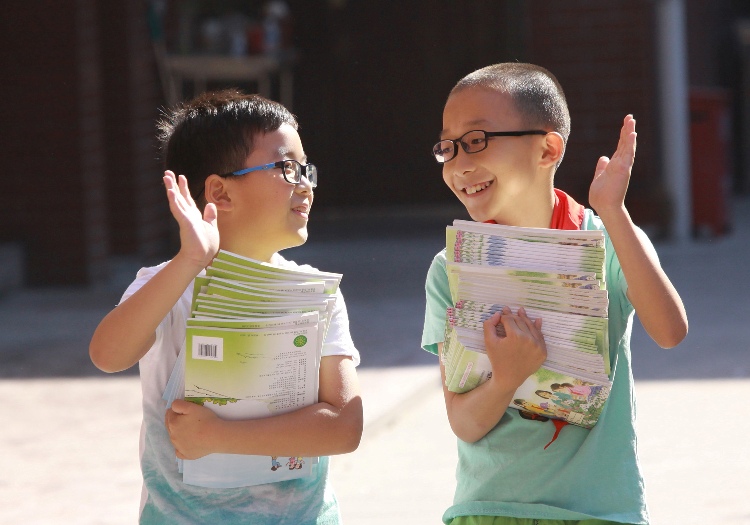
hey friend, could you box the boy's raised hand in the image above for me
[483,307,546,389]
[163,171,220,270]
[589,115,637,216]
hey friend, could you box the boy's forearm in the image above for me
[597,205,688,348]
[439,350,514,443]
[89,254,205,372]
[206,398,363,457]
[444,379,516,443]
[171,356,363,458]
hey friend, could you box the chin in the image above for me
[287,229,309,248]
[465,209,492,223]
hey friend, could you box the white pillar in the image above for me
[655,0,692,241]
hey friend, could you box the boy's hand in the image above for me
[483,307,546,389]
[164,171,219,271]
[165,399,223,460]
[589,115,637,216]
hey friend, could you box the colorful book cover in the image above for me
[443,325,610,429]
[441,221,612,429]
[181,320,321,488]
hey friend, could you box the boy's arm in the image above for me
[589,115,688,349]
[440,308,546,443]
[165,354,363,459]
[89,172,219,372]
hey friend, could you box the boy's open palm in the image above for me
[483,307,546,390]
[589,115,637,215]
[164,171,220,269]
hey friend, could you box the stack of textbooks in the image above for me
[162,250,342,487]
[442,220,612,429]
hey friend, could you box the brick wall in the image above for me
[1,1,108,285]
[527,1,666,233]
[0,1,168,286]
[99,0,168,260]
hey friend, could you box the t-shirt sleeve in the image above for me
[421,250,451,356]
[322,288,360,367]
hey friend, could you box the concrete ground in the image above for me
[1,197,749,524]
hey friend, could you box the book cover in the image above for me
[442,221,612,429]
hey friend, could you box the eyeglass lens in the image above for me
[283,160,317,188]
[433,130,490,163]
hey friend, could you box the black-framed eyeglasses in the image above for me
[432,129,548,163]
[221,160,318,187]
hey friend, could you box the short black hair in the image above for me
[157,89,298,201]
[451,63,571,164]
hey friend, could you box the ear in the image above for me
[204,175,233,211]
[539,132,565,169]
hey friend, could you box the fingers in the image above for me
[176,174,196,207]
[484,307,542,342]
[613,116,637,162]
[483,311,502,340]
[594,157,610,180]
[500,307,539,337]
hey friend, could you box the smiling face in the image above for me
[441,87,553,226]
[210,123,314,261]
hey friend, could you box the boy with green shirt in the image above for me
[422,63,688,524]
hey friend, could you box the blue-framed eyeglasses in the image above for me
[221,160,318,187]
[432,129,548,163]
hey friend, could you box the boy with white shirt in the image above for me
[90,90,362,524]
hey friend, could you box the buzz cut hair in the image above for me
[451,63,571,147]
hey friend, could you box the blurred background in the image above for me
[1,0,749,288]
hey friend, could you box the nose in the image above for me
[295,174,314,195]
[447,147,475,177]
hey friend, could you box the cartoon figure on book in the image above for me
[421,63,688,525]
[89,90,363,524]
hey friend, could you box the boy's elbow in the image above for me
[342,405,364,453]
[89,342,122,373]
[656,319,689,349]
[448,416,487,444]
[333,398,363,454]
[339,422,363,453]
[452,426,484,444]
[89,339,113,373]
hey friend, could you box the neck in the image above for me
[219,235,279,264]
[491,182,555,228]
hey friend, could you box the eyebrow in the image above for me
[276,147,308,164]
[440,119,494,139]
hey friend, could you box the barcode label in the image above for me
[191,335,224,361]
[199,343,217,357]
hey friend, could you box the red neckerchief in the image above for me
[484,188,585,448]
[550,188,585,230]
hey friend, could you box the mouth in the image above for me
[292,204,310,219]
[462,180,493,195]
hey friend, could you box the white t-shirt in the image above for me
[121,255,359,524]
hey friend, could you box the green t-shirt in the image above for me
[422,210,650,525]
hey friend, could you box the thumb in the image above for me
[593,156,610,180]
[170,399,193,415]
[203,202,218,225]
[483,311,502,338]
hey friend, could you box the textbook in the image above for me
[442,221,612,429]
[162,250,342,487]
